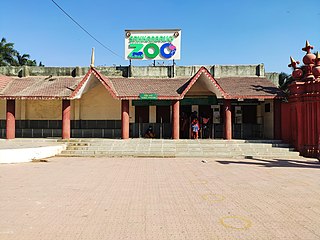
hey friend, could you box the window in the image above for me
[265,103,270,113]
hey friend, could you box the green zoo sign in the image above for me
[127,35,177,60]
[128,42,177,60]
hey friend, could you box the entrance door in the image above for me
[134,106,149,138]
[156,106,171,138]
[199,105,213,138]
[156,106,170,123]
[180,105,192,139]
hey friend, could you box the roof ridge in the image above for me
[179,66,229,98]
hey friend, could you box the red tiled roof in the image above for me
[0,75,14,92]
[0,67,284,100]
[109,77,188,99]
[215,77,283,99]
[0,76,82,99]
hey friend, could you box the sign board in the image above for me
[139,93,158,100]
[125,29,181,60]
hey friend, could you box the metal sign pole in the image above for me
[172,59,175,78]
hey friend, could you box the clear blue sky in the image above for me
[1,0,319,73]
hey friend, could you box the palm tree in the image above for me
[26,59,37,66]
[0,38,40,66]
[0,38,18,66]
[17,53,30,66]
[279,72,293,92]
[16,53,37,66]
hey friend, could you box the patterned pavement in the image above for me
[0,157,319,240]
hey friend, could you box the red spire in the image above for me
[302,40,314,53]
[288,56,300,68]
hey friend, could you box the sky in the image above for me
[0,0,319,73]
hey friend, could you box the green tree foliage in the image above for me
[0,38,18,66]
[0,38,40,66]
[279,72,293,92]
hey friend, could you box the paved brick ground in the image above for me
[0,157,319,240]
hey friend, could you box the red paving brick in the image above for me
[0,157,320,240]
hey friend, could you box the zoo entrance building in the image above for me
[0,63,282,141]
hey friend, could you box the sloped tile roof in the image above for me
[215,77,283,99]
[0,76,82,99]
[109,77,189,99]
[0,67,284,100]
[0,75,14,92]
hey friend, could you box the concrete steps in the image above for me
[57,139,302,159]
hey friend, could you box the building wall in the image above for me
[129,101,135,123]
[149,106,156,123]
[265,72,280,87]
[25,100,62,120]
[79,84,121,120]
[0,100,5,120]
[0,64,266,78]
[213,65,264,77]
[256,104,262,124]
[0,99,63,121]
[71,99,80,120]
[0,86,122,121]
[262,100,274,139]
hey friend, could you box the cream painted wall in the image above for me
[256,104,262,124]
[129,100,135,123]
[0,99,62,120]
[185,75,215,96]
[0,84,121,121]
[262,100,274,139]
[0,100,5,120]
[1,100,80,120]
[80,84,121,120]
[19,100,26,120]
[25,100,62,120]
[149,106,156,123]
[70,99,80,120]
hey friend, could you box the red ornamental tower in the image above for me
[301,40,316,80]
[313,52,320,79]
[283,40,320,160]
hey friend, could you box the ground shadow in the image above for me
[217,157,320,169]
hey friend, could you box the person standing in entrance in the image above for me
[191,118,200,139]
[180,112,188,139]
[201,115,210,139]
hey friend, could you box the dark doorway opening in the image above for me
[180,105,192,139]
[135,106,149,123]
[199,105,213,138]
[156,106,170,123]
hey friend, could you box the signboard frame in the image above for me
[125,29,181,61]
